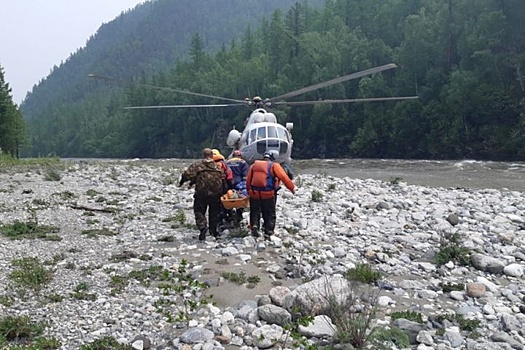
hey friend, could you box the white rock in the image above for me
[503,263,524,277]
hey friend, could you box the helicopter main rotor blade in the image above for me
[139,85,245,104]
[269,63,398,103]
[124,103,245,109]
[88,74,244,104]
[273,96,419,106]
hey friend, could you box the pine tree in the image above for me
[0,65,27,157]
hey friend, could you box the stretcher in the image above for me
[220,191,250,209]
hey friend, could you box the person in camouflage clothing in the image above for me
[179,148,225,240]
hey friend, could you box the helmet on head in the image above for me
[233,150,242,157]
[263,150,279,161]
[212,149,224,161]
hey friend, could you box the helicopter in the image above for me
[89,63,418,168]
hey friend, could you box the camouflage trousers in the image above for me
[249,197,276,236]
[194,194,221,236]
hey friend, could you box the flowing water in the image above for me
[292,158,525,192]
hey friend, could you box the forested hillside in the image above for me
[20,0,525,161]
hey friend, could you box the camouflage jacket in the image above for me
[179,159,224,198]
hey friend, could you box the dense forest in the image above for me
[14,0,525,161]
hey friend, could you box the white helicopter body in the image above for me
[226,108,293,164]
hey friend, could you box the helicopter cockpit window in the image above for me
[277,127,288,142]
[249,129,257,143]
[267,126,278,139]
[257,126,266,140]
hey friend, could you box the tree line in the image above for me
[0,66,26,157]
[18,0,525,160]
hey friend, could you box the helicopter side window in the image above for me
[267,126,278,139]
[249,129,257,143]
[256,126,266,140]
[277,127,289,142]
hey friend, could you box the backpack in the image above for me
[195,162,224,197]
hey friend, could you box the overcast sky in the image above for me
[0,0,149,104]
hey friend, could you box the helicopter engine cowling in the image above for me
[226,129,242,147]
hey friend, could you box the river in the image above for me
[292,158,525,192]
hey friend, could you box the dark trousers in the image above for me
[249,197,276,235]
[194,195,220,235]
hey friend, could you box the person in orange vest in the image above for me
[246,150,295,240]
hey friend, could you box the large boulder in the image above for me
[282,275,351,315]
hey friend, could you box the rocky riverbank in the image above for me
[0,159,524,349]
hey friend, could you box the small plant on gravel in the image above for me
[0,221,60,240]
[389,176,403,185]
[311,189,323,202]
[154,259,214,326]
[391,310,424,323]
[80,336,132,350]
[162,209,186,227]
[221,271,247,284]
[435,234,471,266]
[71,282,97,301]
[31,198,48,206]
[109,275,130,296]
[435,313,481,332]
[128,265,168,287]
[440,282,465,293]
[328,183,337,191]
[81,228,118,238]
[370,326,410,348]
[345,263,381,284]
[0,295,14,306]
[157,235,175,242]
[55,190,76,200]
[44,168,61,181]
[9,257,54,293]
[0,316,45,341]
[86,189,101,197]
[45,293,64,303]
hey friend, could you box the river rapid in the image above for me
[292,158,525,192]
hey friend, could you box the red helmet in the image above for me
[233,150,242,157]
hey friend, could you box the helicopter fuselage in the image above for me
[227,108,293,165]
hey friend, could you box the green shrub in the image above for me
[154,259,213,325]
[435,245,471,266]
[345,263,381,284]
